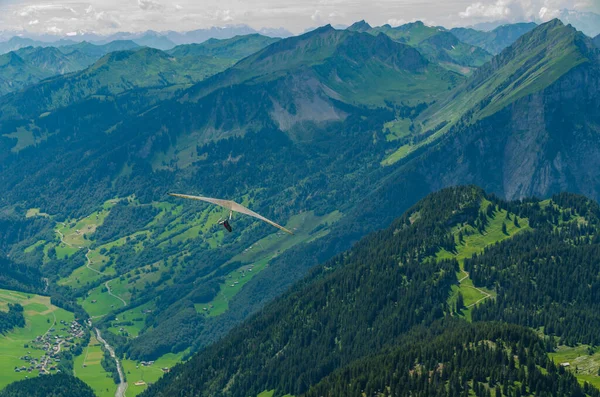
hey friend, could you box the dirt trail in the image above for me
[458,270,491,308]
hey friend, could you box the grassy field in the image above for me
[383,118,412,142]
[23,240,45,254]
[257,391,293,397]
[73,335,116,397]
[107,263,167,305]
[0,289,74,389]
[107,302,154,338]
[121,352,185,396]
[195,210,342,317]
[78,284,126,319]
[196,257,271,317]
[549,345,600,388]
[55,201,116,249]
[436,199,531,320]
[25,208,50,219]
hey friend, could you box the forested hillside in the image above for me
[0,303,24,334]
[0,374,95,397]
[306,321,598,397]
[143,186,600,396]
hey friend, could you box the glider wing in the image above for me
[169,193,294,235]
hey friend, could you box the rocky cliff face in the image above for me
[395,58,600,201]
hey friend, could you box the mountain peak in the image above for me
[347,20,372,32]
[310,24,335,34]
[0,51,25,67]
[420,17,599,147]
[541,18,565,29]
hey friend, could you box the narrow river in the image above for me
[95,328,128,397]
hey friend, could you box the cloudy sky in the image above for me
[0,0,597,35]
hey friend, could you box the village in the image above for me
[14,319,85,375]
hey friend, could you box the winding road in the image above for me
[56,229,71,247]
[105,281,127,307]
[95,328,128,397]
[86,249,104,275]
[85,249,127,308]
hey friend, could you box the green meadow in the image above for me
[549,345,600,388]
[437,199,530,320]
[121,352,185,396]
[107,301,154,338]
[0,289,74,389]
[73,335,117,397]
[79,284,126,319]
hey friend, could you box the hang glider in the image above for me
[169,193,294,235]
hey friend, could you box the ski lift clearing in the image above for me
[169,193,294,235]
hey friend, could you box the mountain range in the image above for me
[348,20,492,72]
[0,34,278,120]
[0,17,600,397]
[0,41,141,96]
[0,25,294,54]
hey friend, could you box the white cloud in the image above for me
[215,9,234,22]
[387,18,407,26]
[138,0,164,11]
[0,0,595,36]
[458,0,590,23]
[46,26,62,33]
[28,19,39,25]
[459,1,511,19]
[18,4,77,18]
[311,9,322,21]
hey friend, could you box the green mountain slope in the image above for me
[0,52,48,96]
[141,186,600,397]
[594,34,600,48]
[451,22,538,54]
[0,35,282,122]
[184,25,457,108]
[0,41,144,96]
[13,46,95,74]
[0,47,244,122]
[384,19,600,171]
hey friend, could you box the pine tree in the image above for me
[457,292,465,311]
[502,222,507,235]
